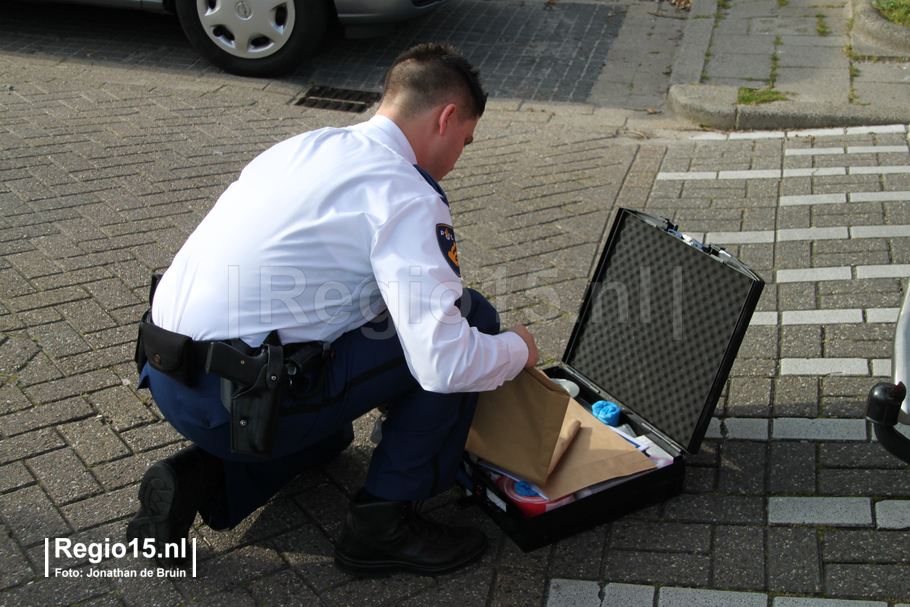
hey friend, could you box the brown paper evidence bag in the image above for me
[465,368,655,501]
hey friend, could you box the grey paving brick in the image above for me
[657,587,767,607]
[768,497,872,526]
[0,397,94,438]
[600,583,654,607]
[824,324,893,359]
[779,358,869,376]
[781,309,863,325]
[14,351,65,386]
[727,377,773,417]
[546,579,601,607]
[57,417,131,466]
[0,384,31,416]
[0,428,65,466]
[549,526,606,580]
[825,564,910,601]
[0,334,40,377]
[851,190,910,203]
[713,525,765,591]
[16,307,63,327]
[818,470,910,498]
[0,461,34,494]
[767,527,822,594]
[30,266,112,292]
[0,572,113,607]
[778,282,817,311]
[0,485,71,546]
[777,267,853,283]
[822,529,910,563]
[60,485,136,531]
[769,441,817,495]
[0,269,35,300]
[819,277,902,309]
[819,443,910,470]
[56,300,118,334]
[719,442,766,495]
[610,521,712,554]
[87,386,156,432]
[723,418,770,440]
[22,368,120,404]
[26,447,102,504]
[780,193,846,206]
[664,495,765,524]
[604,550,711,586]
[773,599,887,607]
[83,326,135,351]
[6,250,62,280]
[781,325,822,358]
[772,418,867,441]
[266,523,352,593]
[83,278,141,310]
[875,501,910,530]
[772,376,819,417]
[401,567,494,607]
[247,569,322,607]
[0,523,34,590]
[487,570,549,607]
[28,321,92,358]
[118,422,184,453]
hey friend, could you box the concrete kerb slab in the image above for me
[670,0,718,86]
[667,83,737,130]
[666,0,910,130]
[668,83,910,130]
[852,0,910,54]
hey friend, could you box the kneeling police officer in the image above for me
[127,42,538,576]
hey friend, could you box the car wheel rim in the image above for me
[197,0,297,60]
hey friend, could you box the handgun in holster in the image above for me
[206,335,286,459]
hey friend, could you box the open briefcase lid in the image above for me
[562,208,765,454]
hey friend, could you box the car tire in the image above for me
[175,0,327,77]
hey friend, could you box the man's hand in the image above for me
[506,325,539,368]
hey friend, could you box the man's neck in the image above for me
[375,105,437,169]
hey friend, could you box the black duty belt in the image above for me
[134,273,328,459]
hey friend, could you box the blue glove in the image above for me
[514,481,540,497]
[592,400,621,426]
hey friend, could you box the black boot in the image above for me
[126,445,224,567]
[334,489,487,577]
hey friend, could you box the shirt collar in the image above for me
[351,114,418,165]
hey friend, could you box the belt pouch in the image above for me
[139,319,196,388]
[226,342,285,459]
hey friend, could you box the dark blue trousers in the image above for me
[144,289,499,528]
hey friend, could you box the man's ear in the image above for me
[437,103,458,135]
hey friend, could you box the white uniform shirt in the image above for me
[152,115,528,393]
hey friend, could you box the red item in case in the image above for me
[496,476,576,518]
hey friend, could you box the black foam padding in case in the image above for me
[565,210,761,452]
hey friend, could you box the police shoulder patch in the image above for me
[436,223,460,277]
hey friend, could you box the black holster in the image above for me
[207,336,285,459]
[134,274,326,460]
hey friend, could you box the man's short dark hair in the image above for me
[382,43,488,120]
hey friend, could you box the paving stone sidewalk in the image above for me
[669,0,910,130]
[2,39,910,607]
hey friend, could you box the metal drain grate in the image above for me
[293,86,381,113]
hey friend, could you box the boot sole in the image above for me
[333,539,487,578]
[126,463,187,566]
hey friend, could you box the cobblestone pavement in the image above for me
[2,23,910,607]
[2,0,687,111]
